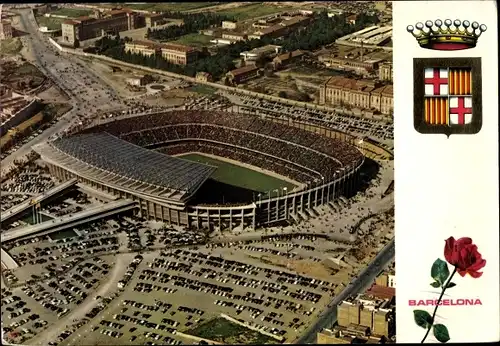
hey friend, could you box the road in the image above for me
[183,2,249,13]
[294,238,395,344]
[1,9,123,176]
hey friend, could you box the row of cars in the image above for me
[1,171,54,195]
[230,92,394,141]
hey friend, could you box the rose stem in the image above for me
[421,267,458,343]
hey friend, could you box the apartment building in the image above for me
[144,12,169,28]
[124,40,162,57]
[379,62,393,82]
[62,9,137,47]
[160,44,198,65]
[370,85,394,115]
[337,290,395,338]
[319,76,394,115]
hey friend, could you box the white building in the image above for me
[239,44,282,62]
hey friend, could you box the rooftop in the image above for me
[108,9,132,16]
[161,43,196,53]
[326,76,380,93]
[126,40,162,50]
[281,15,309,27]
[275,49,305,61]
[39,133,217,201]
[144,12,168,19]
[372,85,393,96]
[246,44,281,55]
[366,284,395,300]
[62,20,79,25]
[228,64,259,76]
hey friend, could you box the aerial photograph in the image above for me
[0,2,394,345]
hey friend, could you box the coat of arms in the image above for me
[407,20,486,136]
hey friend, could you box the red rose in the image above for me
[444,237,486,278]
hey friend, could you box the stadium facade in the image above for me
[34,110,364,230]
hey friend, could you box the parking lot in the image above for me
[0,128,52,161]
[1,200,394,346]
[1,254,115,345]
[1,164,54,195]
[221,91,394,143]
[50,233,359,346]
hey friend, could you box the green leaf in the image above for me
[433,324,450,343]
[446,282,456,288]
[413,310,433,329]
[430,281,441,288]
[431,259,450,287]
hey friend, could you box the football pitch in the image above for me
[179,153,297,194]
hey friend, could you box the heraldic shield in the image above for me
[413,58,482,136]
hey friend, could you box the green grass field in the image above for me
[123,2,215,12]
[185,317,278,344]
[179,153,296,193]
[35,16,65,30]
[187,84,217,95]
[215,3,295,21]
[170,33,213,47]
[48,8,93,18]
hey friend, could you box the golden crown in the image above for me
[407,19,487,51]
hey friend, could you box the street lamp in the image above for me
[282,187,287,195]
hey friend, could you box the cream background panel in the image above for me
[394,0,499,343]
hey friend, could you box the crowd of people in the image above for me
[81,110,363,183]
[162,142,314,183]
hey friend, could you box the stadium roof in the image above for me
[34,133,217,203]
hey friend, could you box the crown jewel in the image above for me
[407,19,486,50]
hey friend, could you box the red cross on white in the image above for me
[424,68,448,96]
[449,96,472,125]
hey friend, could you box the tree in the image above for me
[148,12,230,41]
[278,91,287,98]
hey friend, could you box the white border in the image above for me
[394,1,499,343]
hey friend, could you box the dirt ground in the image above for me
[0,60,46,91]
[245,75,319,102]
[36,85,70,103]
[139,89,194,107]
[83,60,147,99]
[247,253,343,283]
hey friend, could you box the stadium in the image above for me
[33,110,365,230]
